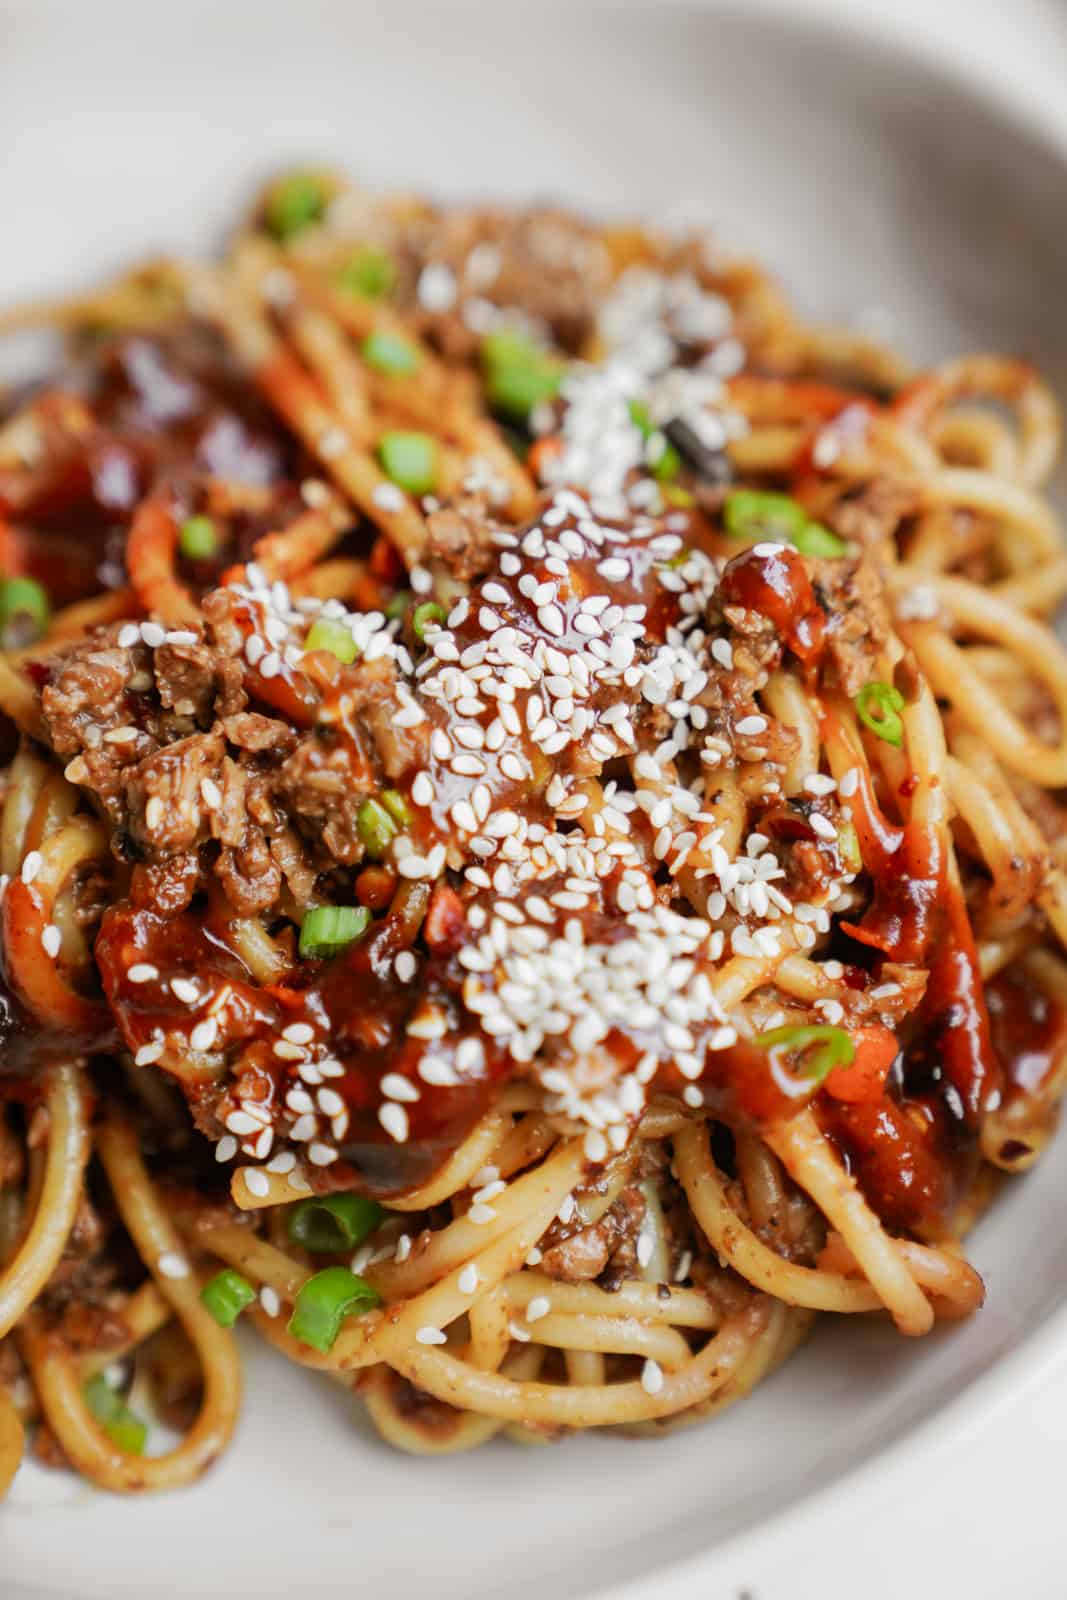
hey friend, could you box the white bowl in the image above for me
[4,3,1067,1596]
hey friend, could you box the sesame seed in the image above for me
[190,1019,218,1052]
[20,851,42,885]
[416,1325,448,1345]
[379,1102,409,1142]
[128,963,158,984]
[135,1040,165,1066]
[243,1168,270,1197]
[373,482,405,512]
[282,1022,314,1045]
[525,1296,551,1323]
[215,1134,237,1162]
[260,1287,281,1318]
[157,1252,190,1280]
[641,1358,664,1395]
[458,1263,480,1295]
[170,977,198,1004]
[381,1073,420,1103]
[308,1142,338,1166]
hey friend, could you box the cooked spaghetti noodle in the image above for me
[0,168,1064,1490]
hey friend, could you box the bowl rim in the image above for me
[5,4,1067,1596]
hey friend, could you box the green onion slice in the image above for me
[378,431,437,495]
[82,1372,148,1455]
[299,905,371,960]
[265,172,329,240]
[412,600,446,640]
[724,490,808,542]
[288,1193,385,1253]
[481,331,561,419]
[381,789,412,827]
[755,1023,855,1087]
[789,520,847,558]
[361,331,419,376]
[723,490,846,557]
[200,1268,257,1328]
[357,797,399,858]
[648,434,681,482]
[628,399,654,437]
[855,681,906,748]
[836,820,863,875]
[662,485,694,509]
[336,248,396,300]
[287,1266,381,1353]
[178,515,218,560]
[0,576,50,650]
[304,617,358,664]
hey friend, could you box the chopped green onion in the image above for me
[381,789,412,827]
[788,520,847,558]
[481,331,561,419]
[836,820,863,875]
[378,431,437,495]
[723,490,809,543]
[82,1372,148,1455]
[264,172,329,240]
[385,590,412,621]
[628,399,654,437]
[755,1023,855,1086]
[299,905,371,960]
[178,515,218,560]
[336,248,396,300]
[357,797,399,858]
[287,1266,381,1353]
[855,681,906,748]
[412,600,446,640]
[662,485,694,509]
[304,617,358,664]
[723,490,845,557]
[200,1268,256,1328]
[288,1193,385,1253]
[361,331,419,376]
[648,433,681,482]
[665,547,691,569]
[0,576,50,650]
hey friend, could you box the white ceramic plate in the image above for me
[5,3,1067,1596]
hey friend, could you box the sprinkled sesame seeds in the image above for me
[416,1325,448,1345]
[157,1252,190,1280]
[20,851,42,885]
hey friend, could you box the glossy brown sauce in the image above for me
[719,544,825,664]
[0,329,307,604]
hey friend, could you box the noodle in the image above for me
[0,168,1065,1494]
